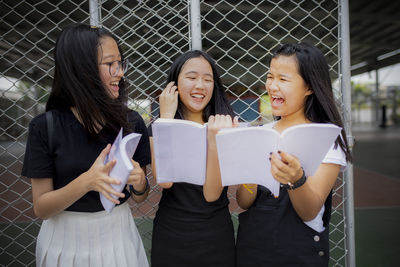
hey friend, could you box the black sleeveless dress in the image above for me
[151,183,235,267]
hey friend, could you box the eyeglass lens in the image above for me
[110,60,128,76]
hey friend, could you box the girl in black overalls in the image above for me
[236,43,352,267]
[149,50,237,267]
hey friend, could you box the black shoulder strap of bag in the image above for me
[46,110,54,153]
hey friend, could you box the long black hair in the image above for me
[46,23,129,138]
[166,50,234,121]
[271,43,352,161]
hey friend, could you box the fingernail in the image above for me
[269,152,272,155]
[269,157,271,161]
[278,150,281,154]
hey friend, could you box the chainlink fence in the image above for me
[0,0,352,266]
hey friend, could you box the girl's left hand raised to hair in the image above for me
[127,160,147,193]
[159,81,179,119]
[269,150,304,185]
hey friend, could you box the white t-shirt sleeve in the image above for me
[322,138,347,171]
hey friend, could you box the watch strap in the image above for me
[282,168,307,190]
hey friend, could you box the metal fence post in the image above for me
[340,0,356,266]
[89,0,100,27]
[189,0,202,50]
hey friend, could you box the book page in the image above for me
[216,124,341,197]
[100,128,142,213]
[216,127,281,196]
[279,123,341,177]
[152,119,207,185]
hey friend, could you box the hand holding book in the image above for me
[269,150,305,188]
[127,159,147,194]
[100,128,142,213]
[152,115,239,186]
[216,123,341,197]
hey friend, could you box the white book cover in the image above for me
[100,128,142,213]
[152,118,207,185]
[216,123,341,197]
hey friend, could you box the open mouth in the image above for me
[110,82,119,91]
[191,93,205,99]
[271,95,284,105]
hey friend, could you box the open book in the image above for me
[215,123,342,197]
[152,118,208,185]
[100,128,142,213]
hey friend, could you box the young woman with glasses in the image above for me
[21,23,150,267]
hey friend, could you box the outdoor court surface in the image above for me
[351,124,400,267]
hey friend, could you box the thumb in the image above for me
[131,159,140,169]
[96,144,111,164]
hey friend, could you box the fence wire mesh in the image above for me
[1,0,348,266]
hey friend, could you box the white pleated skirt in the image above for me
[36,202,149,267]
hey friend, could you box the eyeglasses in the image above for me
[99,59,129,77]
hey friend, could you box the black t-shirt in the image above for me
[21,108,151,212]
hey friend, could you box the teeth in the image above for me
[191,94,204,99]
[111,82,119,86]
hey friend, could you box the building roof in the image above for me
[1,0,399,85]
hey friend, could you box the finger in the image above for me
[129,169,143,176]
[127,173,140,183]
[279,151,303,179]
[102,190,120,204]
[131,159,140,169]
[104,187,124,203]
[270,153,289,172]
[103,183,125,198]
[165,81,175,92]
[167,82,177,94]
[96,144,111,163]
[279,150,300,167]
[208,115,215,124]
[161,82,173,95]
[233,116,239,127]
[104,159,117,174]
[223,115,232,125]
[167,85,177,94]
[269,162,286,183]
[270,153,301,181]
[105,176,121,185]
